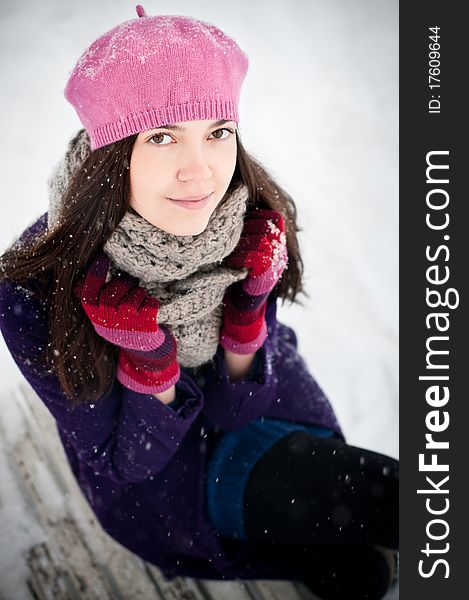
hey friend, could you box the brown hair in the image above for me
[0,129,308,405]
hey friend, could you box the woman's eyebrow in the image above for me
[152,119,233,132]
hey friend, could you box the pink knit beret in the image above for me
[64,5,249,150]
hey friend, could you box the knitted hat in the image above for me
[64,5,249,150]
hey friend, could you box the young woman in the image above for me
[0,6,398,599]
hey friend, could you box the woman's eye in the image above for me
[149,133,172,145]
[210,127,234,140]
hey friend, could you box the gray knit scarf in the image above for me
[47,129,249,367]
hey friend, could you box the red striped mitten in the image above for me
[220,209,288,354]
[74,252,180,393]
[116,325,180,394]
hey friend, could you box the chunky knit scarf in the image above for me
[47,130,250,367]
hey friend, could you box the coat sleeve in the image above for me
[201,296,279,431]
[0,280,204,483]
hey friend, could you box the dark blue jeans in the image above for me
[207,417,336,540]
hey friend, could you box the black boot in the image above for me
[299,543,395,600]
[240,539,396,600]
[243,431,399,549]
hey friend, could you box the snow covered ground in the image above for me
[0,0,398,592]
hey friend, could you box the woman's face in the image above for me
[129,119,238,236]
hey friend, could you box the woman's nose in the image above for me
[177,151,212,182]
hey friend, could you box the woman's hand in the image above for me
[74,251,164,352]
[220,210,288,355]
[116,331,180,395]
[225,209,288,295]
[75,252,180,394]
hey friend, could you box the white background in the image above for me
[0,0,398,458]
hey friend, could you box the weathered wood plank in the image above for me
[247,580,311,600]
[143,564,206,600]
[196,579,252,600]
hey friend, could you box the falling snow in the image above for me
[0,2,397,593]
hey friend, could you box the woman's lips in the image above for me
[168,193,213,210]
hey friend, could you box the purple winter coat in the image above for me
[0,214,344,582]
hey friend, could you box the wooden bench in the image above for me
[0,382,322,600]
